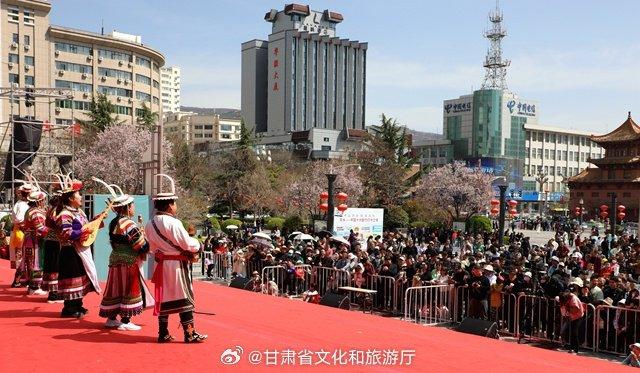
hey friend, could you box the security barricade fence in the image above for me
[202,252,230,281]
[196,262,634,356]
[595,305,640,355]
[404,285,455,325]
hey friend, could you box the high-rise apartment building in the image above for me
[164,113,241,146]
[160,66,180,113]
[242,4,367,158]
[0,0,165,126]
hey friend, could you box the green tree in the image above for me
[136,102,159,132]
[76,93,123,133]
[237,118,254,149]
[384,206,410,229]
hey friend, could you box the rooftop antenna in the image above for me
[101,19,104,35]
[481,0,510,91]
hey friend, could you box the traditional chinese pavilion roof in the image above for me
[567,167,640,184]
[590,155,640,166]
[591,112,640,144]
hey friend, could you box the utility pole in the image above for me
[326,173,337,233]
[498,184,508,243]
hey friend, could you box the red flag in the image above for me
[42,120,51,132]
[71,123,81,136]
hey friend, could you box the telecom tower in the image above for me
[481,1,510,90]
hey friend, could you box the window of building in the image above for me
[98,49,132,62]
[24,35,30,46]
[55,99,73,109]
[194,134,203,138]
[153,96,159,105]
[23,9,34,25]
[624,169,632,179]
[204,134,213,138]
[24,56,34,66]
[221,134,231,139]
[8,54,19,63]
[56,118,73,126]
[56,80,92,92]
[115,105,132,115]
[550,134,556,143]
[562,167,567,176]
[545,133,549,142]
[203,125,213,130]
[563,151,568,160]
[136,56,151,68]
[608,169,615,179]
[55,42,93,56]
[194,125,203,130]
[8,74,18,84]
[537,148,542,159]
[544,166,548,174]
[12,34,19,44]
[24,76,34,86]
[55,61,93,74]
[545,149,549,159]
[153,80,159,89]
[97,85,131,97]
[135,92,151,102]
[135,74,151,85]
[8,6,18,22]
[98,67,132,80]
[591,192,599,198]
[550,166,555,175]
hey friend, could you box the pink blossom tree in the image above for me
[75,123,153,194]
[416,161,494,222]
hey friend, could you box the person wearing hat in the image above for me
[95,179,153,331]
[20,185,50,296]
[42,178,63,303]
[9,180,34,287]
[55,174,101,318]
[623,342,640,367]
[145,174,207,343]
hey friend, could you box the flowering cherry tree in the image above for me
[75,123,152,194]
[416,161,494,222]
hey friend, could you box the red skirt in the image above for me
[99,264,145,318]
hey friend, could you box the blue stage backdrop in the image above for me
[91,194,152,281]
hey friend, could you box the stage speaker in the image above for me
[456,318,498,339]
[319,291,350,310]
[229,276,252,290]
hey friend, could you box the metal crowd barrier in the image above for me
[516,294,562,343]
[203,252,231,281]
[367,275,398,314]
[595,305,640,355]
[261,264,312,297]
[313,267,351,296]
[404,285,455,325]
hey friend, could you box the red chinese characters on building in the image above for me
[272,47,280,91]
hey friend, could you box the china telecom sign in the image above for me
[507,100,536,117]
[444,102,471,114]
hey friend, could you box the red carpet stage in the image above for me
[0,260,632,372]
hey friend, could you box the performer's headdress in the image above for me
[15,175,35,193]
[153,174,178,201]
[26,174,47,202]
[55,172,83,194]
[91,178,134,208]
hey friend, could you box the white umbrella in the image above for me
[288,231,302,239]
[330,236,350,247]
[226,224,238,230]
[249,237,274,249]
[252,232,272,240]
[294,233,316,241]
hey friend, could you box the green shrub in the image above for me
[222,218,243,233]
[283,215,303,232]
[467,216,492,234]
[265,217,285,230]
[385,206,409,229]
[410,221,427,229]
[208,217,221,231]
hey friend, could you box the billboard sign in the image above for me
[333,208,384,240]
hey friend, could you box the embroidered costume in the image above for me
[42,192,62,302]
[9,182,33,287]
[22,190,49,294]
[95,178,153,331]
[145,173,207,343]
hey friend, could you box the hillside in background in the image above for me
[180,106,241,119]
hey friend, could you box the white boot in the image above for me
[118,322,141,331]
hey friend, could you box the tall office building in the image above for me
[242,4,367,158]
[160,66,180,113]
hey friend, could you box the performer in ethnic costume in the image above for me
[145,174,207,343]
[22,183,49,296]
[56,174,101,318]
[9,181,33,287]
[42,178,63,303]
[95,179,154,331]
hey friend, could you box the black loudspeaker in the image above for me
[229,276,252,290]
[456,318,499,339]
[319,291,350,310]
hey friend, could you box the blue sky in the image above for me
[51,0,639,134]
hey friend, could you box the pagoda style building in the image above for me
[568,112,640,221]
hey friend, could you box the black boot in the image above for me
[182,321,207,343]
[157,317,174,343]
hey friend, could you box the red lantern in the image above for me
[490,207,499,215]
[600,211,608,219]
[618,205,626,221]
[574,207,581,217]
[319,203,328,212]
[618,212,626,220]
[490,199,500,206]
[509,209,517,216]
[336,192,348,201]
[320,191,329,200]
[600,204,609,211]
[71,123,81,136]
[618,205,626,211]
[43,120,52,132]
[337,203,348,213]
[508,200,518,208]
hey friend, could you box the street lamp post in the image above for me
[579,198,584,225]
[611,192,618,236]
[325,164,360,233]
[498,184,508,241]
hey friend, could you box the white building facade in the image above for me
[160,66,180,113]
